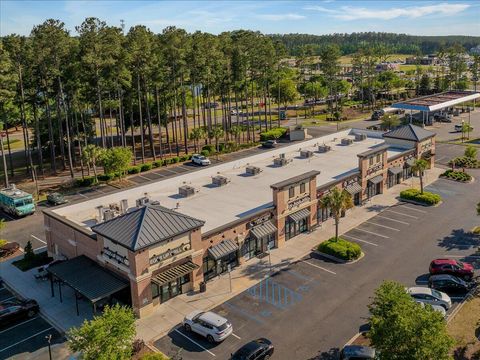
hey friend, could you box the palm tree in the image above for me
[82,144,104,184]
[412,158,428,194]
[319,187,353,241]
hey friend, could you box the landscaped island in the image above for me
[317,237,362,261]
[400,189,442,206]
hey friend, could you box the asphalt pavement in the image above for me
[153,170,480,360]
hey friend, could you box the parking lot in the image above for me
[0,286,63,360]
[154,171,480,360]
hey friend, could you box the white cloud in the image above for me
[305,2,470,21]
[257,13,306,21]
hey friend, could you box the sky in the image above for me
[1,0,480,37]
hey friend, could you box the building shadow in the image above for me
[437,228,480,251]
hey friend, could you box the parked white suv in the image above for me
[192,154,211,166]
[415,300,447,317]
[183,310,233,343]
[407,287,452,310]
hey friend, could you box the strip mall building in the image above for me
[43,124,436,317]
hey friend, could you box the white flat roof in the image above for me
[54,130,400,233]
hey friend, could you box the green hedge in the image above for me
[260,127,287,141]
[441,169,472,182]
[141,163,153,172]
[317,237,362,261]
[400,188,442,205]
[200,150,210,157]
[75,176,96,187]
[127,166,141,174]
[202,144,215,153]
[153,160,163,168]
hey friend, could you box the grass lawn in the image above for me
[448,295,480,359]
[1,138,24,150]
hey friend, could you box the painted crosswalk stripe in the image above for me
[375,215,409,225]
[303,261,336,275]
[174,329,216,357]
[365,221,400,231]
[353,227,390,239]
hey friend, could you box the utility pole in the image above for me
[0,123,8,187]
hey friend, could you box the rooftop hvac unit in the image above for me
[341,138,353,146]
[179,185,195,197]
[120,199,128,214]
[273,157,290,166]
[318,145,331,153]
[355,133,367,141]
[246,166,261,175]
[109,203,120,212]
[300,150,313,158]
[136,196,149,207]
[103,209,116,221]
[212,175,229,187]
[279,153,286,159]
[96,205,105,222]
[150,200,160,206]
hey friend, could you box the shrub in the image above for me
[98,173,115,182]
[75,176,95,187]
[140,163,152,172]
[171,156,180,164]
[200,149,210,157]
[153,160,163,168]
[318,237,361,261]
[218,143,226,152]
[260,127,287,141]
[400,188,441,205]
[140,354,169,360]
[202,144,215,153]
[0,239,7,247]
[127,166,141,174]
[179,155,188,162]
[441,169,472,182]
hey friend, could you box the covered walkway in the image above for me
[47,255,129,315]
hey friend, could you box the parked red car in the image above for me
[429,259,474,280]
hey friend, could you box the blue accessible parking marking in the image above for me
[247,278,302,309]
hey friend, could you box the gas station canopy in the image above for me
[392,91,480,112]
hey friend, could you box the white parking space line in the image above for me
[375,215,409,225]
[138,175,152,181]
[161,169,179,176]
[365,221,400,232]
[354,227,390,239]
[31,235,46,244]
[76,192,89,199]
[95,188,106,194]
[0,296,15,302]
[0,327,53,353]
[303,261,337,275]
[231,333,241,340]
[173,329,216,357]
[342,234,378,247]
[435,156,447,163]
[399,205,427,213]
[384,210,419,219]
[0,317,39,334]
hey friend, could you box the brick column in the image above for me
[189,229,204,290]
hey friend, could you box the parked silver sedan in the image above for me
[407,287,452,310]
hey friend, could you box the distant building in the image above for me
[376,63,400,72]
[470,45,480,56]
[405,55,440,66]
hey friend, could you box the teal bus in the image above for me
[0,185,35,217]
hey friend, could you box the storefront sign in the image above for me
[149,243,190,265]
[102,247,129,266]
[288,195,311,210]
[366,163,382,176]
[342,176,359,188]
[248,213,273,228]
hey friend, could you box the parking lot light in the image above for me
[45,334,52,360]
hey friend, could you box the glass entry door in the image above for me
[160,280,182,303]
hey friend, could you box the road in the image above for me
[153,169,480,359]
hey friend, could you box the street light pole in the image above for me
[0,123,8,187]
[46,334,52,360]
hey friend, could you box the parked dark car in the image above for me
[429,259,474,280]
[0,299,39,326]
[429,274,474,295]
[231,338,274,360]
[340,345,376,360]
[47,192,68,206]
[261,140,277,149]
[203,102,219,109]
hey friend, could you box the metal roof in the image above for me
[289,208,310,222]
[208,239,238,260]
[270,171,320,190]
[151,261,199,286]
[388,166,403,175]
[91,204,205,251]
[345,182,362,195]
[368,175,384,185]
[383,124,435,142]
[391,91,480,112]
[250,222,277,239]
[47,256,129,302]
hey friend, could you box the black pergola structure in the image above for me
[47,255,129,316]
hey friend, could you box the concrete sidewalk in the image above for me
[136,167,444,343]
[0,167,443,344]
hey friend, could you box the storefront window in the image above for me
[300,182,306,193]
[289,187,295,198]
[151,283,159,299]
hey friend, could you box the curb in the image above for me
[399,197,442,207]
[312,250,365,264]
